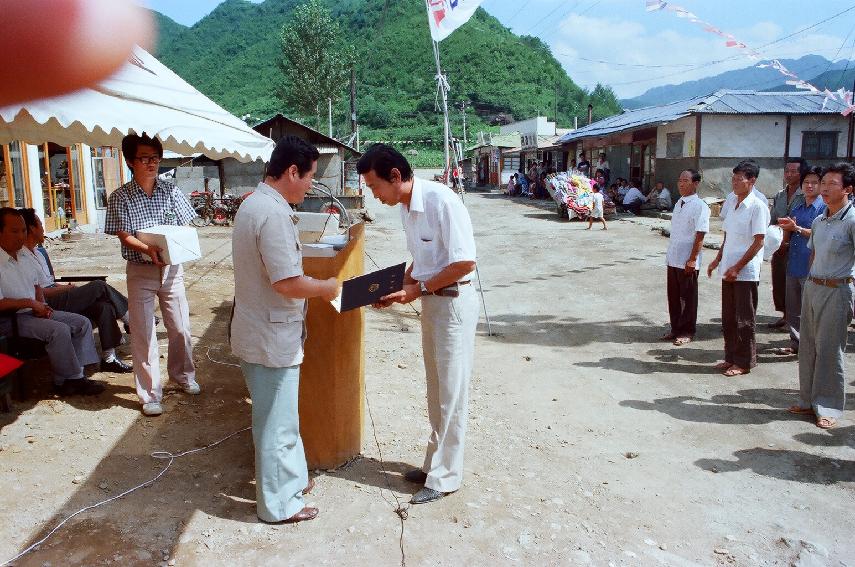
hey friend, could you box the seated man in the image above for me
[622,181,647,215]
[653,182,673,211]
[0,208,103,396]
[19,209,132,373]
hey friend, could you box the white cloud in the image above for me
[547,13,848,98]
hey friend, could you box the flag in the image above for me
[425,0,484,42]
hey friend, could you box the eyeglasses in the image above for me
[135,156,161,165]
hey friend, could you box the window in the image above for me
[801,131,838,159]
[502,155,520,173]
[666,132,684,158]
[1,143,29,207]
[91,147,121,208]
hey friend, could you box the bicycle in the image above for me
[190,191,243,227]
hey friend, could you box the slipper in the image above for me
[816,417,837,429]
[723,366,749,377]
[769,347,796,355]
[660,332,677,341]
[672,337,692,346]
[787,405,813,415]
[714,361,733,370]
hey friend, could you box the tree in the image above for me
[278,0,355,130]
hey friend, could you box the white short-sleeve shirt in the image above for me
[20,247,53,288]
[719,187,768,219]
[666,194,711,268]
[401,177,477,282]
[230,182,307,368]
[0,248,39,307]
[720,192,769,281]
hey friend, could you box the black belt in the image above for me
[430,281,471,297]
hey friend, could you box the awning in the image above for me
[0,47,274,163]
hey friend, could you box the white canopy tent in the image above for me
[0,47,274,163]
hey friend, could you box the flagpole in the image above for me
[430,32,492,336]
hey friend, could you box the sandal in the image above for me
[769,347,796,355]
[787,405,813,415]
[672,337,692,346]
[816,417,837,429]
[723,366,750,377]
[714,361,733,370]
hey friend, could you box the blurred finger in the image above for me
[0,0,153,106]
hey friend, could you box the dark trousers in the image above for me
[721,281,758,369]
[770,252,787,313]
[624,201,642,215]
[667,266,699,338]
[46,280,128,351]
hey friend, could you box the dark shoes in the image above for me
[53,378,105,397]
[410,487,445,505]
[766,318,787,329]
[403,468,428,484]
[101,358,133,373]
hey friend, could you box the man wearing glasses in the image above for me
[105,134,199,416]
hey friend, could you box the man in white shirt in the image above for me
[0,208,102,395]
[359,144,478,505]
[653,181,673,211]
[622,180,647,215]
[663,170,710,346]
[708,160,769,376]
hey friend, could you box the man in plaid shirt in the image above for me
[105,134,199,416]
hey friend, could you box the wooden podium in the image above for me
[300,223,365,469]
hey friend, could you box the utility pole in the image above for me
[328,98,333,137]
[848,73,854,160]
[350,67,357,135]
[554,83,558,123]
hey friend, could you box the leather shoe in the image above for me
[766,318,787,329]
[403,468,428,484]
[282,506,318,524]
[302,478,315,495]
[101,358,133,373]
[53,378,105,397]
[410,487,445,505]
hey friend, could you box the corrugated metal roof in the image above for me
[557,96,704,143]
[558,90,850,144]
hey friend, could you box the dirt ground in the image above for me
[1,178,853,567]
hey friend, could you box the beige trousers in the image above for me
[419,284,479,493]
[126,262,196,404]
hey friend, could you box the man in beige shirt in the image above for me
[231,135,340,524]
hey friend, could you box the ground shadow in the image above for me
[695,448,854,485]
[793,425,855,449]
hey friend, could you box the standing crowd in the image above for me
[663,158,855,430]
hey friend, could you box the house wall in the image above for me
[789,114,849,158]
[701,114,787,157]
[655,116,697,159]
[697,157,783,199]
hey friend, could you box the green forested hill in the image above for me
[151,0,621,159]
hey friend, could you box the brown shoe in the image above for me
[284,506,318,524]
[302,478,315,495]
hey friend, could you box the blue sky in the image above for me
[141,0,855,98]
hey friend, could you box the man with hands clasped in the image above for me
[358,144,479,505]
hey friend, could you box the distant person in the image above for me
[622,180,646,215]
[506,173,517,196]
[768,157,807,330]
[586,184,607,230]
[662,170,710,346]
[791,162,855,430]
[774,166,824,356]
[577,153,591,177]
[597,153,610,186]
[707,160,769,377]
[653,181,673,211]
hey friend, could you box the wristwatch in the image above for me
[419,281,430,296]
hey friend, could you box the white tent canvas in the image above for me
[0,47,273,163]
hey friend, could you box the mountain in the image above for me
[763,67,855,93]
[149,0,621,162]
[620,55,848,109]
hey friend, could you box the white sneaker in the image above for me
[142,402,163,416]
[182,381,201,395]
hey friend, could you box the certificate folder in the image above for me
[333,262,406,312]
